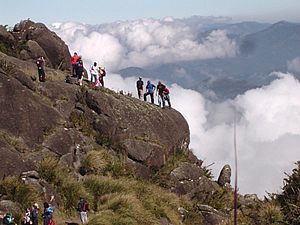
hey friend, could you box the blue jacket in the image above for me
[146,84,156,94]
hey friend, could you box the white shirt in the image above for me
[90,65,99,75]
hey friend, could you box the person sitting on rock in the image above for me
[144,80,156,104]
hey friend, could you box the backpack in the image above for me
[65,75,72,84]
[83,201,89,211]
[48,218,55,225]
[101,69,106,76]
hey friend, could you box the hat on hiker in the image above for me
[34,203,39,208]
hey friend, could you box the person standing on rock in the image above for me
[75,58,84,86]
[71,52,79,76]
[36,56,46,82]
[78,197,89,223]
[90,62,99,84]
[156,80,165,107]
[144,80,156,104]
[98,66,106,87]
[136,76,143,100]
[162,87,171,109]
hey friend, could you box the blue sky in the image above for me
[2,0,300,27]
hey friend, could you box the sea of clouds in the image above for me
[49,17,300,198]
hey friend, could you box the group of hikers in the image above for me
[71,52,106,87]
[2,202,53,225]
[37,53,171,108]
[2,197,89,225]
[137,77,171,109]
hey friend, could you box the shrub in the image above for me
[38,156,89,213]
[80,150,110,175]
[277,161,300,224]
[0,176,42,209]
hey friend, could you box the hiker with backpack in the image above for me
[98,66,106,87]
[75,58,84,86]
[78,197,89,223]
[162,87,171,109]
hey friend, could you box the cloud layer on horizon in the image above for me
[49,17,237,72]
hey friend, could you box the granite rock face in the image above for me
[0,54,190,179]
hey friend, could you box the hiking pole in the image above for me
[234,107,238,225]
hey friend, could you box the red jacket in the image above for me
[71,55,79,65]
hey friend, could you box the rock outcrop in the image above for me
[0,20,71,71]
[217,164,231,188]
[170,162,219,202]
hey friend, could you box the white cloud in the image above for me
[49,18,238,74]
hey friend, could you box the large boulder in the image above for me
[170,162,218,202]
[217,164,231,188]
[20,171,64,208]
[0,71,64,150]
[0,25,14,48]
[196,204,228,225]
[0,135,33,178]
[84,88,190,154]
[19,40,50,66]
[12,20,71,71]
[0,200,22,216]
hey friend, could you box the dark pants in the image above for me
[100,76,104,86]
[144,92,154,104]
[163,94,171,108]
[72,64,76,76]
[38,69,46,82]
